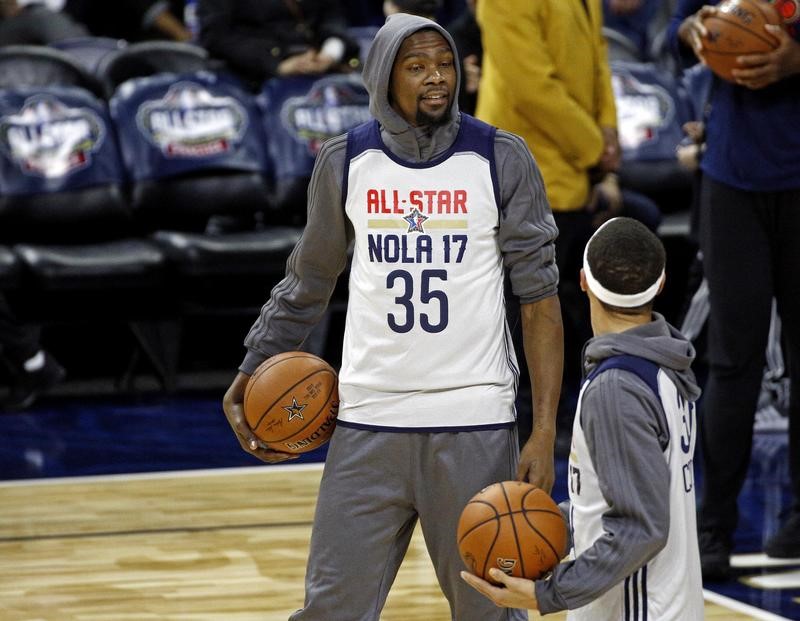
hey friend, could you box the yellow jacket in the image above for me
[476,0,617,212]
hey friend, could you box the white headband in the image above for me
[582,219,664,308]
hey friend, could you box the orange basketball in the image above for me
[457,481,568,583]
[701,0,782,82]
[243,352,339,454]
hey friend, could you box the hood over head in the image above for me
[583,313,701,402]
[362,13,461,160]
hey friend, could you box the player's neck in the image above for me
[590,308,651,337]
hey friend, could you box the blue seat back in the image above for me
[611,61,692,162]
[0,86,124,196]
[259,73,371,214]
[50,36,128,77]
[110,71,269,183]
[0,85,130,242]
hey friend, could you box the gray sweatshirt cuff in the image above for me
[240,349,269,376]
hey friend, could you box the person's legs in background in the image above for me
[762,187,800,557]
[621,188,662,232]
[697,177,773,580]
[0,293,64,411]
[551,210,594,454]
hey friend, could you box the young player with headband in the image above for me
[463,217,704,620]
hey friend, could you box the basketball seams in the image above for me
[244,352,339,453]
[255,368,338,438]
[457,500,501,541]
[520,511,563,567]
[244,352,325,415]
[458,482,567,581]
[482,522,502,581]
[459,506,562,532]
[704,48,767,57]
[500,482,527,577]
[705,14,778,47]
[265,370,339,447]
[744,0,782,29]
[253,367,325,430]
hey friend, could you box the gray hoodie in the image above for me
[535,313,701,614]
[240,13,558,374]
[361,12,462,162]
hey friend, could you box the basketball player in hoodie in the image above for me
[222,13,563,620]
[462,217,703,620]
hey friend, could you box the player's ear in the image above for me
[657,272,666,295]
[579,269,588,293]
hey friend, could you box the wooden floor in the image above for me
[0,464,764,620]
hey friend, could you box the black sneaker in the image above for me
[765,511,800,558]
[3,353,66,411]
[699,529,732,581]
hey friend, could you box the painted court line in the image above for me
[703,589,791,620]
[733,553,800,569]
[0,462,325,487]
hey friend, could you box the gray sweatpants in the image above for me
[290,425,528,621]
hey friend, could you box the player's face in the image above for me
[389,30,456,127]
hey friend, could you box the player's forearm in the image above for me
[521,295,563,433]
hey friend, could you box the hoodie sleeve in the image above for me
[240,136,352,374]
[534,370,671,614]
[495,130,559,304]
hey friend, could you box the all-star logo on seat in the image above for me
[0,95,105,178]
[136,82,247,158]
[281,74,372,155]
[611,71,675,152]
[283,397,307,421]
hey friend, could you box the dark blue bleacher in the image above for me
[0,40,378,389]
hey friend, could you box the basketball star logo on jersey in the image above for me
[283,398,307,421]
[403,208,428,233]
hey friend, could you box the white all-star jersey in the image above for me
[337,116,519,430]
[568,355,704,621]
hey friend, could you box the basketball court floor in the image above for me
[0,388,798,620]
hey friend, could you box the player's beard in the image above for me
[415,106,450,128]
[415,93,451,128]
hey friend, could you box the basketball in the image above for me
[243,351,339,454]
[700,0,782,82]
[457,481,567,583]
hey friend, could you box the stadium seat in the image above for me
[50,36,127,78]
[98,40,211,99]
[0,82,171,386]
[109,70,271,229]
[259,72,371,223]
[0,44,104,98]
[603,26,643,63]
[0,85,131,245]
[0,246,21,290]
[610,60,695,215]
[108,65,307,379]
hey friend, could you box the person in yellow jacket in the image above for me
[476,0,622,443]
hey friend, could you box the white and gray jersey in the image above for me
[339,115,519,429]
[567,355,703,620]
[535,317,703,619]
[240,17,558,424]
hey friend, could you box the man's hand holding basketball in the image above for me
[460,568,540,611]
[679,5,718,60]
[732,24,800,89]
[222,371,298,463]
